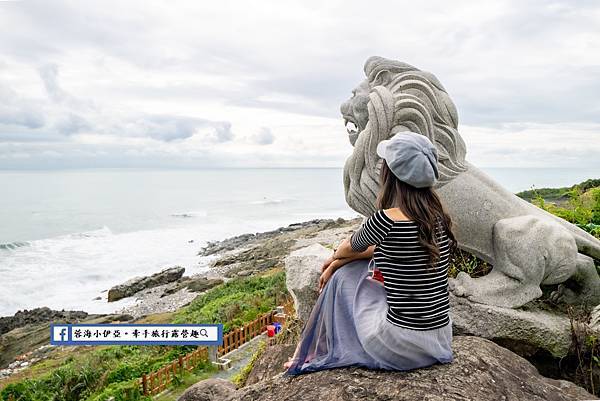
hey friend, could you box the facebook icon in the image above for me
[50,325,71,344]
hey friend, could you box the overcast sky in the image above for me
[0,0,599,169]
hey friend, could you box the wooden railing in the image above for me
[141,347,208,396]
[217,311,275,356]
[139,300,294,396]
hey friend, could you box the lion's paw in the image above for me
[466,293,490,305]
[550,284,579,304]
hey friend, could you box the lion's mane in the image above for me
[344,56,468,216]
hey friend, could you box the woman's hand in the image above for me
[317,243,376,293]
[317,258,349,293]
[321,253,336,273]
[318,265,335,294]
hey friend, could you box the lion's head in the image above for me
[341,56,468,216]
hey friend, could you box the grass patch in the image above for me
[448,248,491,279]
[134,312,176,324]
[516,178,600,203]
[231,339,267,388]
[172,269,289,333]
[0,347,96,392]
[517,178,600,240]
[0,344,201,401]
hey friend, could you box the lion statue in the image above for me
[340,56,600,309]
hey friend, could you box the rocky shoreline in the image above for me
[0,216,361,381]
[111,216,359,319]
[0,216,360,323]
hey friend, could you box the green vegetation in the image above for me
[1,269,290,401]
[173,270,288,332]
[515,178,599,238]
[0,345,196,401]
[448,248,491,279]
[230,339,267,388]
[516,178,600,202]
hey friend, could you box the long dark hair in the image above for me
[375,161,458,268]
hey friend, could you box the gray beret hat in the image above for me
[376,131,439,188]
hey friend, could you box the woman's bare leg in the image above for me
[283,338,306,369]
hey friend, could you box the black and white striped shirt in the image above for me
[350,209,451,331]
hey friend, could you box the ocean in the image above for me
[0,167,597,317]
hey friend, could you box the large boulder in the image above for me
[108,266,185,302]
[162,276,224,297]
[0,307,88,336]
[177,378,237,401]
[244,344,297,386]
[284,243,332,323]
[235,336,596,401]
[181,336,595,401]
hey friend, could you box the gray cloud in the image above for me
[0,60,233,145]
[212,121,235,143]
[0,0,598,168]
[0,85,45,129]
[53,113,89,135]
[121,115,230,142]
[38,64,68,103]
[251,127,275,145]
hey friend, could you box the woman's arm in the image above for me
[322,243,374,273]
[330,247,374,272]
[332,237,365,260]
[334,210,393,260]
[318,244,375,293]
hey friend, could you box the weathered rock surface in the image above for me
[108,266,185,302]
[591,304,600,330]
[162,277,224,297]
[0,307,88,336]
[185,336,595,401]
[198,218,355,257]
[244,343,297,386]
[203,218,360,279]
[449,293,573,357]
[284,243,333,323]
[177,378,237,401]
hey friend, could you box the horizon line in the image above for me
[0,166,599,172]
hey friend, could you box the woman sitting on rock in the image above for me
[284,131,456,375]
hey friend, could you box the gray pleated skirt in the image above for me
[284,258,453,376]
